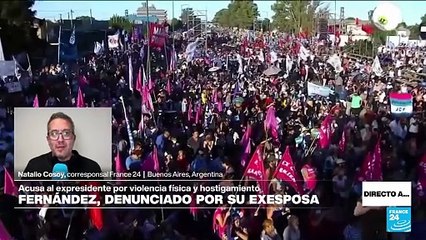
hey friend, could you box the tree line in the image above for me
[212,0,426,44]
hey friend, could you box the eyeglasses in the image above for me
[48,130,74,140]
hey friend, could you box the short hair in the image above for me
[47,112,75,134]
[262,219,274,229]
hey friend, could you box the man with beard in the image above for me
[23,112,102,179]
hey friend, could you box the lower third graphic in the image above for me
[386,207,411,232]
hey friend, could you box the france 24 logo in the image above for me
[386,207,411,232]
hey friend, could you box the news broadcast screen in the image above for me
[1,1,426,240]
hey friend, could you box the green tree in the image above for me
[109,14,132,32]
[371,26,396,46]
[397,22,407,28]
[408,24,420,39]
[0,0,35,27]
[170,18,183,31]
[421,13,426,24]
[407,14,426,39]
[76,16,95,23]
[261,18,271,31]
[271,0,327,34]
[0,0,40,55]
[227,0,259,29]
[213,8,231,27]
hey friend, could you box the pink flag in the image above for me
[3,166,18,196]
[166,78,171,95]
[273,147,304,194]
[169,47,177,71]
[141,86,154,112]
[195,104,202,124]
[0,219,12,240]
[357,138,383,181]
[243,145,268,194]
[141,146,160,172]
[189,193,198,219]
[86,181,104,231]
[338,129,346,153]
[114,150,124,179]
[416,154,426,198]
[147,72,153,91]
[371,138,383,180]
[152,146,159,172]
[136,67,143,96]
[301,163,318,191]
[79,75,89,86]
[212,89,218,103]
[76,87,85,108]
[212,207,226,238]
[217,100,223,112]
[33,94,39,108]
[241,138,251,167]
[356,152,372,181]
[264,106,279,140]
[240,124,252,147]
[187,101,193,122]
[319,115,332,149]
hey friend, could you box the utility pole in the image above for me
[205,9,208,51]
[146,0,150,78]
[70,9,74,27]
[333,0,337,51]
[90,9,93,24]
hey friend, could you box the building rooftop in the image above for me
[328,18,369,26]
[136,4,166,13]
[126,14,158,23]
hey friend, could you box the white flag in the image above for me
[26,53,32,78]
[0,36,4,61]
[128,55,133,92]
[237,54,243,74]
[108,34,120,49]
[298,44,310,61]
[372,56,383,76]
[94,42,102,55]
[286,55,292,75]
[327,54,343,73]
[270,51,278,63]
[304,65,309,81]
[259,50,265,62]
[185,40,198,62]
[38,205,49,220]
[69,27,76,45]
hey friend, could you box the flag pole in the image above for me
[65,210,75,239]
[58,24,62,64]
[119,96,135,152]
[146,0,150,76]
[172,0,175,83]
[164,41,169,72]
[144,0,158,129]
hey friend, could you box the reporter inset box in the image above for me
[14,108,112,179]
[362,181,412,207]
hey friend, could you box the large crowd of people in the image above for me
[1,26,426,240]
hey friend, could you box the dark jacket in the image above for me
[22,150,102,180]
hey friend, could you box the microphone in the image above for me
[52,163,68,180]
